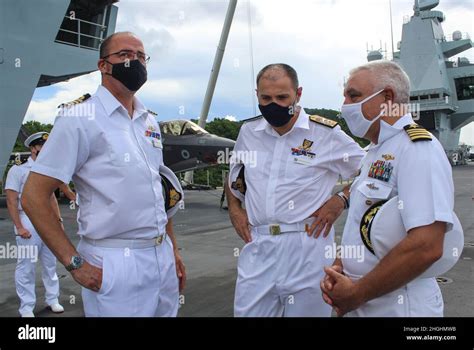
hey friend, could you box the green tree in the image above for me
[304,108,370,148]
[190,118,243,141]
[12,121,53,152]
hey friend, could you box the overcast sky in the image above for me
[25,0,474,144]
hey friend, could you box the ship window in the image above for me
[418,111,436,130]
[455,77,474,100]
[430,94,440,99]
[181,121,208,135]
[55,1,116,50]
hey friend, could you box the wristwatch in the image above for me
[65,255,84,271]
[336,191,350,209]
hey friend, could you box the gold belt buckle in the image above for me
[155,236,164,245]
[269,224,281,236]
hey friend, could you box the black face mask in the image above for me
[258,99,297,127]
[105,59,147,92]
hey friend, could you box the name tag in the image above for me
[152,139,163,149]
[293,157,312,166]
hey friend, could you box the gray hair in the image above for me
[349,60,411,104]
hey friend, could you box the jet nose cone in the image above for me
[200,136,236,165]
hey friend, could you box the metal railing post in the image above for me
[78,19,81,48]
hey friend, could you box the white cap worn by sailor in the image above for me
[360,195,464,278]
[228,163,246,203]
[24,132,49,148]
[159,164,184,218]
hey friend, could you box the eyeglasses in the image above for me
[102,49,151,64]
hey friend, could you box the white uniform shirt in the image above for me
[230,108,365,226]
[5,157,35,212]
[341,114,455,279]
[32,85,168,240]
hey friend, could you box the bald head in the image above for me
[99,31,143,59]
[256,64,299,91]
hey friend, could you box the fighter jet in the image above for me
[159,119,235,173]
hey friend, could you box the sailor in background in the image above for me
[21,32,185,317]
[321,60,461,317]
[5,132,64,317]
[226,63,365,317]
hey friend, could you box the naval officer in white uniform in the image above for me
[321,61,455,317]
[21,32,186,317]
[5,132,64,317]
[226,63,365,317]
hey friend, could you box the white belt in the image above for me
[81,235,166,249]
[252,221,311,236]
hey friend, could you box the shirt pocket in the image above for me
[107,130,140,167]
[141,134,164,170]
[356,180,393,204]
[285,155,322,184]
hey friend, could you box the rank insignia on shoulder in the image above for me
[147,109,158,116]
[309,115,338,128]
[404,124,432,142]
[58,93,91,108]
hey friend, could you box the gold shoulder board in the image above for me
[58,93,91,108]
[147,109,158,116]
[309,115,338,128]
[404,124,432,142]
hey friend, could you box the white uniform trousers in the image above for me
[345,272,444,317]
[234,227,334,317]
[77,235,179,317]
[15,213,60,316]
